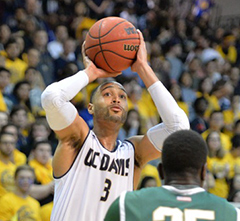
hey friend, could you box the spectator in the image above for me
[0,165,41,221]
[1,38,28,84]
[202,110,231,151]
[164,37,184,81]
[169,82,189,117]
[234,120,240,136]
[28,140,54,206]
[139,176,157,189]
[24,67,46,115]
[1,123,27,166]
[0,24,11,51]
[190,96,209,134]
[206,131,230,198]
[197,77,220,119]
[211,78,234,111]
[0,111,8,131]
[226,135,240,180]
[47,25,69,59]
[223,95,240,137]
[178,70,197,121]
[0,67,11,112]
[54,38,77,79]
[22,118,56,157]
[32,29,54,85]
[216,32,237,65]
[0,132,17,198]
[118,109,142,141]
[9,105,31,147]
[40,201,53,221]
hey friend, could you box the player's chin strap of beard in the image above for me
[146,81,190,152]
[41,70,89,131]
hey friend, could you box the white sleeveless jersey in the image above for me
[51,130,135,221]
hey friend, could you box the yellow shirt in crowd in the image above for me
[0,161,16,199]
[225,152,240,179]
[0,192,41,221]
[13,149,27,167]
[40,201,53,221]
[207,156,230,198]
[0,91,7,112]
[140,164,161,187]
[29,159,53,185]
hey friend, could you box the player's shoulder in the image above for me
[205,191,237,211]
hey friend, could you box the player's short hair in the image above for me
[162,130,208,176]
[90,81,126,103]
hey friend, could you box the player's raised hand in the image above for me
[82,41,121,82]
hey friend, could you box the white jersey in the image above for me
[51,130,135,221]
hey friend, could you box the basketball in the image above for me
[85,17,140,73]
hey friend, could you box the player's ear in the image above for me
[88,103,94,115]
[157,163,164,180]
[201,163,207,181]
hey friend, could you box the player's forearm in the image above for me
[148,80,189,129]
[146,80,190,151]
[136,63,159,88]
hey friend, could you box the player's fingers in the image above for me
[82,41,92,68]
[137,29,144,43]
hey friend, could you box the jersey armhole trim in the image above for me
[53,129,91,179]
[124,139,135,152]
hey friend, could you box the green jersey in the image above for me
[105,186,240,221]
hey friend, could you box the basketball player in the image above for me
[105,130,240,221]
[41,31,189,221]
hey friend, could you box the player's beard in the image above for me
[95,106,127,124]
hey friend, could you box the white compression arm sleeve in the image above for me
[147,81,190,151]
[41,70,89,131]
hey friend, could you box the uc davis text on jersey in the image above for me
[84,148,130,176]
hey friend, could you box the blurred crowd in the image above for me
[0,0,240,220]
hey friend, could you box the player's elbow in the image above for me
[174,109,190,130]
[41,83,64,111]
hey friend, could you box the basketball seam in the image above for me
[95,50,136,61]
[93,50,134,72]
[88,20,126,39]
[98,20,116,72]
[85,38,140,51]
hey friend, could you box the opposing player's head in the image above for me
[160,130,208,186]
[88,81,128,124]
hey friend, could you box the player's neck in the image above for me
[93,124,120,151]
[165,176,201,187]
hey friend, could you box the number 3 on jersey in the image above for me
[100,179,112,201]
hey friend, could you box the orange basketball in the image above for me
[85,17,140,73]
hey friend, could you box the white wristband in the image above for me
[41,70,89,130]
